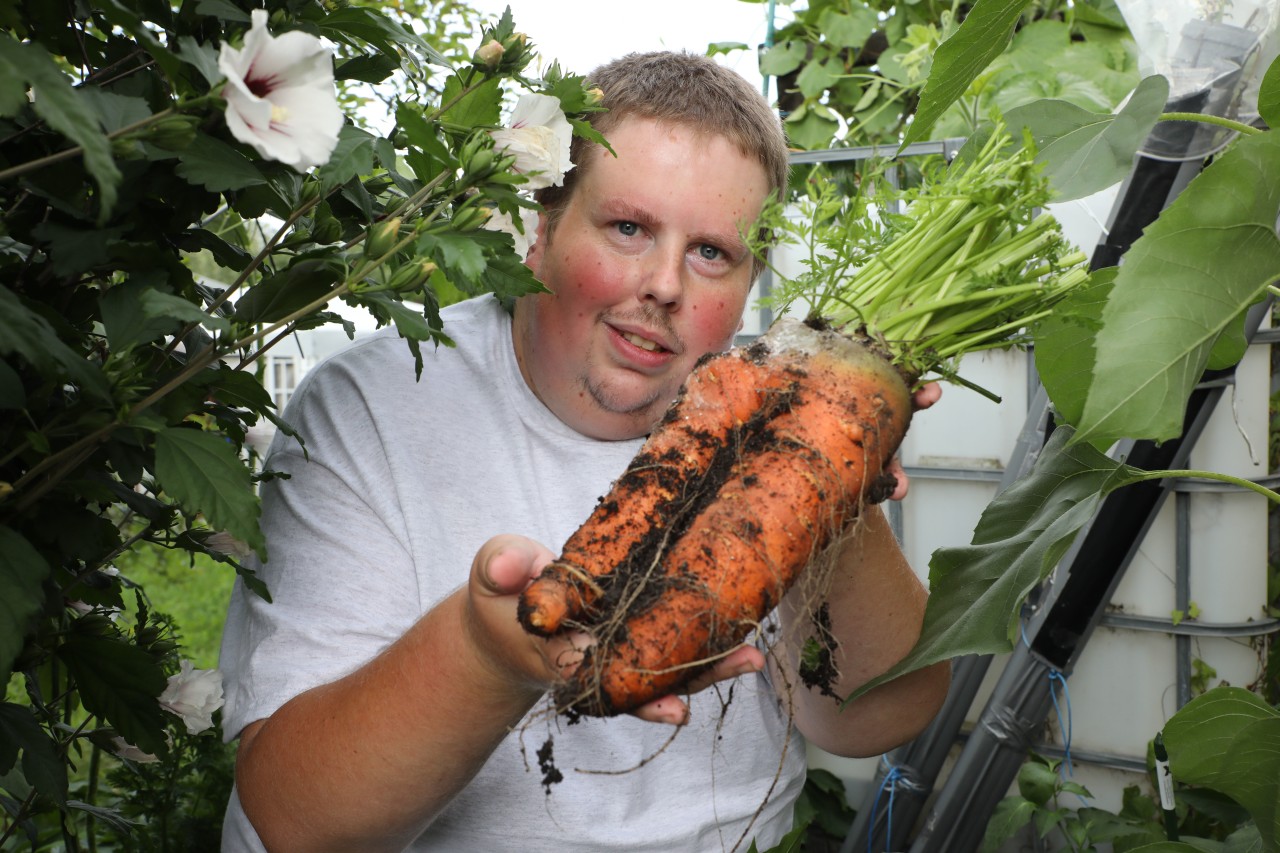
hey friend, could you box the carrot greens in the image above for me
[758,127,1090,384]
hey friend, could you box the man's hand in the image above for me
[885,381,943,501]
[468,534,764,725]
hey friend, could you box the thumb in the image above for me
[473,534,554,598]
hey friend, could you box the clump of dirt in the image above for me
[797,603,841,700]
[536,737,563,795]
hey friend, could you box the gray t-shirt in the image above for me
[219,295,807,851]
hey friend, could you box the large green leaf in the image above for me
[0,35,121,221]
[316,6,448,67]
[141,288,232,335]
[316,125,376,192]
[0,528,51,678]
[1035,267,1116,444]
[1162,688,1280,851]
[176,132,268,192]
[1260,54,1280,131]
[848,427,1141,700]
[154,427,264,557]
[0,703,66,805]
[440,75,502,130]
[232,258,342,324]
[1063,131,1280,447]
[901,0,1035,147]
[1005,75,1168,201]
[57,633,169,757]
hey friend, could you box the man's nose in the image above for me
[638,248,684,309]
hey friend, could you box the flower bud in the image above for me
[147,115,198,150]
[111,137,146,159]
[474,39,505,70]
[387,258,438,292]
[585,87,605,107]
[299,181,324,207]
[464,148,495,182]
[451,205,492,232]
[0,481,12,502]
[364,217,402,258]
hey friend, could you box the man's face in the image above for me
[514,117,771,441]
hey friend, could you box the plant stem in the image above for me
[0,107,175,184]
[1129,469,1280,504]
[1159,112,1262,136]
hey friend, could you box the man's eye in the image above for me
[698,244,722,261]
[616,221,639,237]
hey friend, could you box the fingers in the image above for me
[913,381,942,411]
[472,534,555,597]
[630,644,766,726]
[885,456,910,501]
[887,382,941,502]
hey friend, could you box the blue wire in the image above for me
[868,758,902,853]
[1047,669,1073,778]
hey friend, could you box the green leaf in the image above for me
[981,798,1039,853]
[420,232,487,285]
[99,281,180,352]
[396,102,454,168]
[57,633,169,757]
[1004,75,1168,201]
[784,105,839,150]
[902,0,1035,148]
[317,6,447,67]
[0,703,67,805]
[0,33,25,116]
[1065,131,1280,447]
[759,40,807,77]
[797,57,842,99]
[232,259,342,324]
[1035,267,1116,442]
[335,52,401,84]
[1122,845,1211,853]
[0,35,121,221]
[1258,54,1280,131]
[141,288,232,334]
[176,132,268,192]
[194,0,250,23]
[0,286,111,401]
[154,427,264,557]
[0,528,51,678]
[175,35,224,86]
[820,7,877,50]
[849,426,1143,700]
[317,125,376,192]
[1162,687,1280,851]
[441,75,501,130]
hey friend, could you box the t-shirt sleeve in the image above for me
[219,348,421,740]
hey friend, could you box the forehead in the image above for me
[573,117,770,216]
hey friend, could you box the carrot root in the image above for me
[519,318,912,715]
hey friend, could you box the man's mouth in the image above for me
[620,330,666,353]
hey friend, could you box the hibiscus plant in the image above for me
[0,0,598,844]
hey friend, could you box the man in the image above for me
[219,50,949,852]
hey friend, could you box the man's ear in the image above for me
[523,211,551,275]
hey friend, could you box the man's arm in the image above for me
[772,507,951,758]
[233,536,746,853]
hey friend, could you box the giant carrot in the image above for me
[519,127,1090,716]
